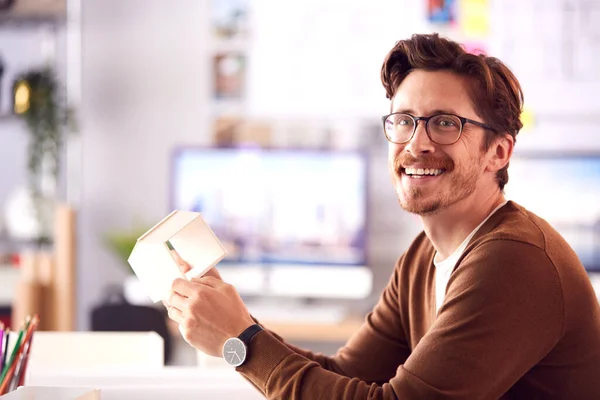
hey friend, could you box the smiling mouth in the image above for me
[401,167,446,178]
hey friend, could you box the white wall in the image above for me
[77,0,212,328]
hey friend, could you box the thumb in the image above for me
[203,267,222,281]
[169,249,192,274]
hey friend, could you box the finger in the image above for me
[203,267,222,281]
[191,275,225,289]
[167,306,184,324]
[167,290,188,311]
[170,249,193,274]
[171,277,197,297]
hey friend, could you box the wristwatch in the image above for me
[222,324,263,367]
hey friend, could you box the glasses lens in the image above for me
[428,114,462,144]
[384,114,415,143]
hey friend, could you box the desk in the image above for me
[168,316,364,345]
[261,318,364,342]
[26,367,264,400]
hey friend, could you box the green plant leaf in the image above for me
[104,227,149,275]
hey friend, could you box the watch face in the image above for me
[222,337,247,367]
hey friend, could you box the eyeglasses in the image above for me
[381,112,496,145]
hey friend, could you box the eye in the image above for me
[437,118,456,127]
[394,115,414,127]
[431,115,461,131]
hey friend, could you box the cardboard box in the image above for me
[0,386,100,399]
[127,211,227,303]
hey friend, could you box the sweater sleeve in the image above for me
[247,258,412,384]
[237,240,565,399]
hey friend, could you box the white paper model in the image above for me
[127,210,227,303]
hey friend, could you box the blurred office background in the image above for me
[0,0,599,365]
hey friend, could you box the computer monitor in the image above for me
[170,147,372,299]
[505,153,600,271]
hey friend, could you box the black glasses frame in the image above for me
[381,112,497,145]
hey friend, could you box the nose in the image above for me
[404,120,435,155]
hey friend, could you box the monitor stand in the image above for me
[219,263,372,324]
[244,298,350,324]
[219,263,372,300]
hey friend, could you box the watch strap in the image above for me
[238,324,263,346]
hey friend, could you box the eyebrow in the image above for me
[390,108,460,116]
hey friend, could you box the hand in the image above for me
[162,250,222,310]
[164,275,254,358]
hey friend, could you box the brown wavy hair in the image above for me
[380,33,523,190]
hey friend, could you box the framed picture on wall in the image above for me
[213,52,245,100]
[210,0,249,40]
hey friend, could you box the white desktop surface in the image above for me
[25,367,264,400]
[97,385,262,400]
[27,366,240,386]
[0,386,100,399]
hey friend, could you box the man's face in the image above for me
[388,70,489,216]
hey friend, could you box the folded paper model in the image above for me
[128,210,227,303]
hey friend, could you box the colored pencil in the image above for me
[0,315,38,395]
[0,322,4,370]
[0,317,29,393]
[0,327,9,377]
[12,316,39,390]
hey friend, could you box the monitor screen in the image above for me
[171,147,368,268]
[505,154,600,271]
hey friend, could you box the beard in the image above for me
[391,152,481,216]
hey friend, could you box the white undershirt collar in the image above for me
[434,200,508,313]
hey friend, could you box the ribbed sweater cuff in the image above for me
[236,330,292,392]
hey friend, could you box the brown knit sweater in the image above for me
[237,201,600,399]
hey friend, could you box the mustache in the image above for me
[393,153,454,172]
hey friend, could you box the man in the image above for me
[164,33,600,399]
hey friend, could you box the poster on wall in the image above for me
[427,0,457,25]
[459,0,490,38]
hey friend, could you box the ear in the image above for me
[486,133,514,173]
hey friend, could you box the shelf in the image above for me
[211,99,247,116]
[0,0,66,28]
[209,37,251,54]
[260,318,364,342]
[0,13,65,27]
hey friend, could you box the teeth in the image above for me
[404,167,443,176]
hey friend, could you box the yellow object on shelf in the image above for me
[13,81,31,115]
